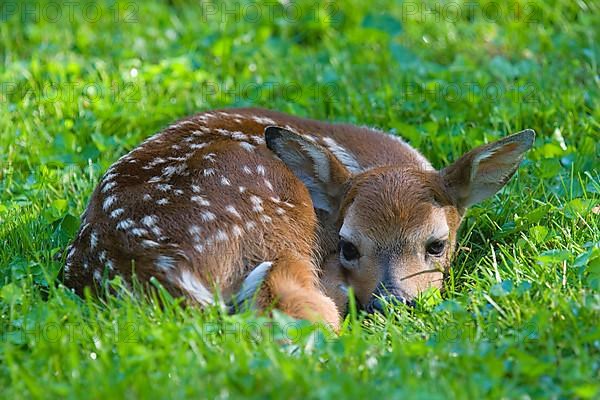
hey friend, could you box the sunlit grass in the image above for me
[1,0,599,398]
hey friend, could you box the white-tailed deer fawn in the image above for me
[64,108,534,329]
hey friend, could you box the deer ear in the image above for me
[265,126,351,213]
[442,129,535,209]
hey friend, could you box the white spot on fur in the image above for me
[101,181,117,193]
[143,194,152,201]
[110,208,125,219]
[191,196,210,206]
[215,230,228,242]
[102,195,117,211]
[163,164,187,177]
[156,183,173,192]
[250,195,263,212]
[245,221,257,230]
[242,166,252,175]
[263,179,273,191]
[156,198,169,205]
[239,186,246,193]
[90,231,98,249]
[260,215,272,224]
[150,157,167,165]
[220,176,231,186]
[239,142,255,152]
[198,113,215,121]
[203,153,217,162]
[148,176,163,183]
[231,131,248,141]
[189,225,202,236]
[225,205,241,219]
[275,207,286,215]
[103,173,118,182]
[155,255,176,271]
[256,165,266,175]
[142,240,160,248]
[141,215,158,227]
[131,228,148,237]
[171,120,198,129]
[201,211,216,222]
[203,168,215,177]
[117,219,134,230]
[252,116,276,125]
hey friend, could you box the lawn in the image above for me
[0,0,599,398]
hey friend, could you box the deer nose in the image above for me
[366,295,415,314]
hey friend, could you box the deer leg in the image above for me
[262,255,340,331]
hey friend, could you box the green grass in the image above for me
[1,0,599,398]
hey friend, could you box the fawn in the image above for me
[64,108,534,330]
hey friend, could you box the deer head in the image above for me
[265,126,534,313]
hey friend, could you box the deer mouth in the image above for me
[364,284,415,314]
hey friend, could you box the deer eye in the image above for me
[339,239,360,261]
[426,240,447,257]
